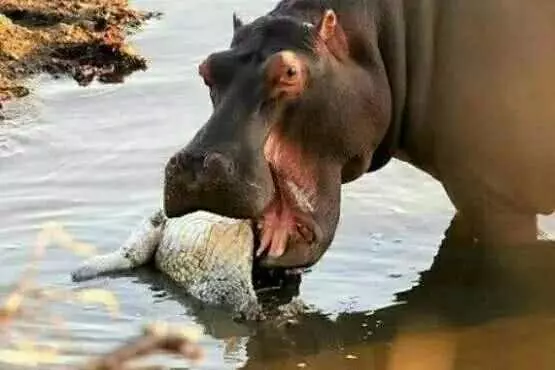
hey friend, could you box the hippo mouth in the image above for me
[254,165,323,261]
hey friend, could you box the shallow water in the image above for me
[2,1,555,369]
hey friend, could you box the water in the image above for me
[1,1,555,369]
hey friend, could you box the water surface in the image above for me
[2,1,555,369]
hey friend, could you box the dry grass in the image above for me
[0,222,204,369]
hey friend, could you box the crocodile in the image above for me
[71,210,267,320]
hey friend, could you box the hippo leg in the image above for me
[71,210,166,282]
[454,209,537,246]
[479,211,537,246]
[444,180,538,246]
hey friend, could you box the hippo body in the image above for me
[72,211,262,319]
[163,0,555,268]
[399,0,555,240]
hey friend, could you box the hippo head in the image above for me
[164,10,392,268]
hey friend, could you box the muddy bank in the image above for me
[0,0,160,109]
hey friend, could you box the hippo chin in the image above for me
[165,1,555,270]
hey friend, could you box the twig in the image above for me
[81,324,203,370]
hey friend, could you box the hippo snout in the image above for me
[164,150,236,217]
[163,148,274,220]
[167,151,235,187]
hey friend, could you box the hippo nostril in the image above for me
[168,155,179,168]
[165,151,199,186]
[165,155,182,180]
[168,152,189,172]
[203,153,235,177]
[167,151,235,187]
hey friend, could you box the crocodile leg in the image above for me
[71,210,166,282]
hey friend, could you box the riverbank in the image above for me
[0,0,159,110]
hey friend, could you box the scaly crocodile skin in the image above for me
[72,210,262,319]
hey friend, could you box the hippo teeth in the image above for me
[297,223,314,243]
[254,169,316,259]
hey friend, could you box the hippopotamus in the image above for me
[163,0,555,269]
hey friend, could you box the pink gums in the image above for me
[258,130,317,258]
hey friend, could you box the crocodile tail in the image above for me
[71,210,166,282]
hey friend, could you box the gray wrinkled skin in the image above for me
[71,210,262,320]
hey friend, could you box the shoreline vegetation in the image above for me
[0,0,160,111]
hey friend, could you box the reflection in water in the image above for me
[130,267,256,339]
[102,215,555,369]
[234,215,555,370]
[125,265,302,340]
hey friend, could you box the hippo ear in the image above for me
[315,10,349,59]
[316,10,338,41]
[233,12,244,32]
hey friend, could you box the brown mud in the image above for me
[0,0,160,111]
